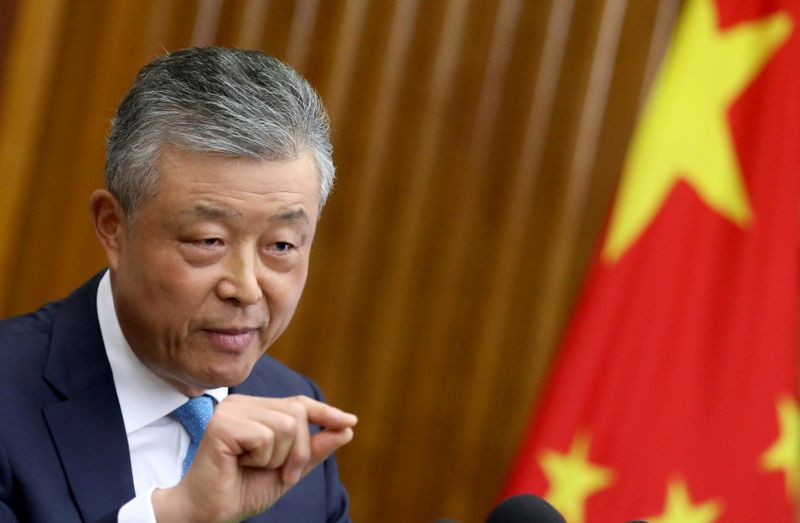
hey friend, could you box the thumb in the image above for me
[304,427,354,474]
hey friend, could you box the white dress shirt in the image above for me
[96,271,227,522]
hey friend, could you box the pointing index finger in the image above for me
[291,395,358,429]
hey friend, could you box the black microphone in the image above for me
[485,494,566,523]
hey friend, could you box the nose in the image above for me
[216,247,262,306]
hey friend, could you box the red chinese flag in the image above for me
[502,0,800,521]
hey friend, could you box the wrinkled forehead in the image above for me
[173,203,312,226]
[150,146,318,208]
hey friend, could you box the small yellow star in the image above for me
[647,478,723,523]
[602,0,792,262]
[538,431,614,523]
[760,395,800,499]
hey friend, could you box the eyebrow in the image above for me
[271,208,309,223]
[179,204,309,224]
[185,204,241,220]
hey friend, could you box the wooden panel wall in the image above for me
[0,1,681,521]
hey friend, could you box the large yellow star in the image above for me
[538,431,614,523]
[760,395,800,499]
[602,0,792,262]
[647,478,723,523]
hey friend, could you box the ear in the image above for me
[89,189,128,271]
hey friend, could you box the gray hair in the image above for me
[106,47,334,220]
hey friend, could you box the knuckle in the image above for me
[285,401,306,420]
[276,414,297,435]
[213,402,236,420]
[294,443,311,463]
[260,428,276,449]
[288,395,310,408]
[206,410,228,430]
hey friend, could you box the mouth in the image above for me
[202,328,259,351]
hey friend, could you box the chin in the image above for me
[193,360,256,389]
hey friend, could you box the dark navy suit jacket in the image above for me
[0,273,350,522]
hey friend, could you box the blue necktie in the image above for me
[171,395,215,476]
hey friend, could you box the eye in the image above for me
[266,241,297,257]
[195,238,224,248]
[273,241,294,253]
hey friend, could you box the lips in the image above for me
[203,328,258,351]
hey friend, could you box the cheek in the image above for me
[136,260,218,321]
[267,269,309,317]
[286,265,310,303]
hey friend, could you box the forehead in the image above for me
[145,147,321,221]
[177,203,311,225]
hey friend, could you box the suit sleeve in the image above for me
[322,446,351,523]
[0,435,18,522]
[302,377,352,523]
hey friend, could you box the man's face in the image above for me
[108,147,320,396]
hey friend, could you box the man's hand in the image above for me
[151,394,357,523]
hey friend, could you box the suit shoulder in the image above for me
[0,301,62,398]
[0,301,60,336]
[0,301,60,362]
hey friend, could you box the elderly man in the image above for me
[0,47,356,522]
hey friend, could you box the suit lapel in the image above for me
[42,273,135,521]
[43,376,135,521]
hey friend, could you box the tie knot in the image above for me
[171,395,215,443]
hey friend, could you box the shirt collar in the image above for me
[97,270,227,434]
